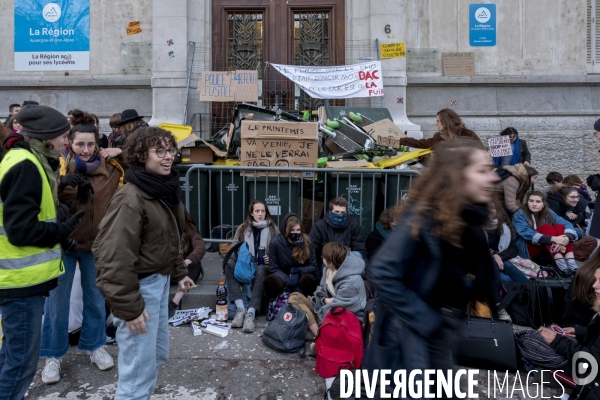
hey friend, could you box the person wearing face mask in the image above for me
[39,110,122,384]
[309,197,367,280]
[366,205,401,260]
[362,140,500,393]
[266,213,318,302]
[93,127,194,399]
[225,199,279,333]
[0,105,84,399]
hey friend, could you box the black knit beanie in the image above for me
[594,118,600,132]
[16,105,70,140]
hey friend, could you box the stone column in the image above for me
[148,0,189,126]
[347,0,422,138]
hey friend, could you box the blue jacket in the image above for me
[512,209,577,258]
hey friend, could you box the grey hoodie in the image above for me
[310,252,367,323]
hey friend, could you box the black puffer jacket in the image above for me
[309,211,367,263]
[547,191,586,227]
[268,213,317,285]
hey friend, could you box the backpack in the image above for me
[315,308,364,379]
[233,242,256,284]
[261,301,307,354]
[573,231,597,260]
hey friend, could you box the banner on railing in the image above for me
[270,62,384,99]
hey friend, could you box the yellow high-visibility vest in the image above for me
[0,148,63,289]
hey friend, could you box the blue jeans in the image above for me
[0,295,45,400]
[113,273,170,400]
[499,260,529,284]
[41,252,106,358]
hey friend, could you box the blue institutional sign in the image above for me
[469,4,496,46]
[14,0,90,71]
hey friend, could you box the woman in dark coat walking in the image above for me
[363,139,501,398]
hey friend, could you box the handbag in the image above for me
[261,301,307,354]
[455,303,519,371]
[514,329,568,369]
[573,227,598,261]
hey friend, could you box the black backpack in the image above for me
[261,301,307,355]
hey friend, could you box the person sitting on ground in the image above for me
[225,199,279,333]
[168,209,207,318]
[487,194,528,284]
[5,116,22,134]
[540,254,600,399]
[547,186,587,238]
[5,103,20,124]
[265,213,318,305]
[563,175,592,215]
[496,163,538,216]
[93,126,194,398]
[397,108,483,149]
[543,171,563,198]
[365,205,401,260]
[288,242,366,342]
[40,110,121,384]
[493,127,531,167]
[513,191,579,275]
[309,197,367,278]
[562,250,600,328]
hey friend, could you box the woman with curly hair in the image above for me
[398,108,483,149]
[93,126,194,398]
[363,139,500,393]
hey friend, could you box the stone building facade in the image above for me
[0,0,597,180]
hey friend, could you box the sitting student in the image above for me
[513,191,578,275]
[547,186,587,237]
[496,163,538,216]
[288,242,366,340]
[366,205,401,260]
[487,195,528,284]
[225,199,279,333]
[543,171,563,198]
[309,197,367,276]
[564,174,593,202]
[168,209,207,318]
[266,213,318,303]
[562,251,600,327]
[540,253,600,399]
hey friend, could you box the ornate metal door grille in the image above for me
[227,13,263,78]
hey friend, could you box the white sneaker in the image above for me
[41,358,61,384]
[90,347,114,371]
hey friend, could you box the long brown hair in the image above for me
[488,193,515,237]
[437,108,466,139]
[521,191,555,228]
[398,139,488,246]
[572,250,600,305]
[515,165,539,203]
[322,242,349,270]
[563,174,586,189]
[285,215,311,264]
[239,199,274,234]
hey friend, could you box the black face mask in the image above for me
[288,233,301,242]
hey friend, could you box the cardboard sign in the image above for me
[199,70,258,102]
[379,42,406,59]
[363,118,406,149]
[488,136,513,157]
[442,52,475,76]
[240,121,318,177]
[126,21,142,36]
[271,62,384,99]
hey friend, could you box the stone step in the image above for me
[169,251,225,310]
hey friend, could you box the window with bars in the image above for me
[588,0,600,72]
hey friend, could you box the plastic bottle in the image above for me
[216,281,228,321]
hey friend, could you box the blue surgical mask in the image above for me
[329,211,347,227]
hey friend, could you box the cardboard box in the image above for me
[180,146,214,164]
[302,198,324,232]
[240,120,318,177]
[363,118,406,150]
[190,321,202,336]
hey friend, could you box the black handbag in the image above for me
[261,301,307,354]
[455,304,519,371]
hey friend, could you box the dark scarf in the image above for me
[460,203,499,315]
[124,163,181,208]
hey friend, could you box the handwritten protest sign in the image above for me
[241,120,318,177]
[488,136,513,157]
[199,70,258,102]
[442,52,475,76]
[270,62,383,99]
[126,21,142,36]
[363,118,406,149]
[379,42,406,59]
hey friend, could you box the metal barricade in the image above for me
[182,166,420,242]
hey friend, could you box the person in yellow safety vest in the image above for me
[0,105,84,399]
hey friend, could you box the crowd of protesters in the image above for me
[2,102,600,399]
